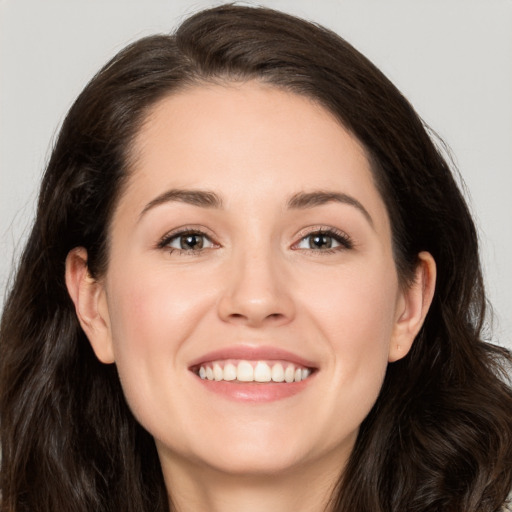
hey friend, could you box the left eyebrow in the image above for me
[287,190,374,228]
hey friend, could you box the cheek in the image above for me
[298,260,398,406]
[106,263,214,351]
[102,266,217,442]
[339,281,396,369]
[103,265,214,406]
[301,257,398,339]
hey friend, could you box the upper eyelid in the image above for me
[157,226,218,248]
[294,225,352,241]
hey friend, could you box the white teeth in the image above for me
[213,363,223,381]
[197,360,313,383]
[237,361,254,382]
[254,362,272,382]
[223,363,237,381]
[271,363,285,382]
[284,365,295,383]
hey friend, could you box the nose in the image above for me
[217,248,295,328]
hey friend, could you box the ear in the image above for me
[388,251,436,362]
[65,247,115,364]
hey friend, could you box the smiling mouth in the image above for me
[192,359,314,383]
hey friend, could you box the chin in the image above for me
[163,425,312,477]
[200,446,307,477]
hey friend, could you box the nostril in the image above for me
[218,293,295,327]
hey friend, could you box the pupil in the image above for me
[311,234,332,249]
[181,234,203,250]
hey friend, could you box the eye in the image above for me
[294,229,353,251]
[159,229,216,253]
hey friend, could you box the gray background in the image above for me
[1,0,511,349]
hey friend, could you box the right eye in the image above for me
[159,230,216,254]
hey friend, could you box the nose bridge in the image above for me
[217,234,294,326]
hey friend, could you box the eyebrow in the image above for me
[138,188,373,227]
[287,190,374,227]
[139,188,223,220]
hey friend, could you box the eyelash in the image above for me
[157,227,217,255]
[292,227,353,254]
[157,226,353,255]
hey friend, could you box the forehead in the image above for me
[118,81,388,230]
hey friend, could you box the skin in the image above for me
[66,82,436,512]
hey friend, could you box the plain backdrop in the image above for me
[1,0,511,349]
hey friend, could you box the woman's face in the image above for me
[79,82,427,481]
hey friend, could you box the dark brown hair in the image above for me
[1,5,511,511]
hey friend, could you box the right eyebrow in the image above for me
[138,188,223,221]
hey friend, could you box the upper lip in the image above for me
[188,345,318,370]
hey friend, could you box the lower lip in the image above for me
[194,375,314,402]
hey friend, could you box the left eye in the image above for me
[166,232,214,251]
[295,231,349,250]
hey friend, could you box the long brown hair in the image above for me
[1,5,511,511]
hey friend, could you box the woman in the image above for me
[1,4,511,512]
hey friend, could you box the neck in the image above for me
[161,453,343,512]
